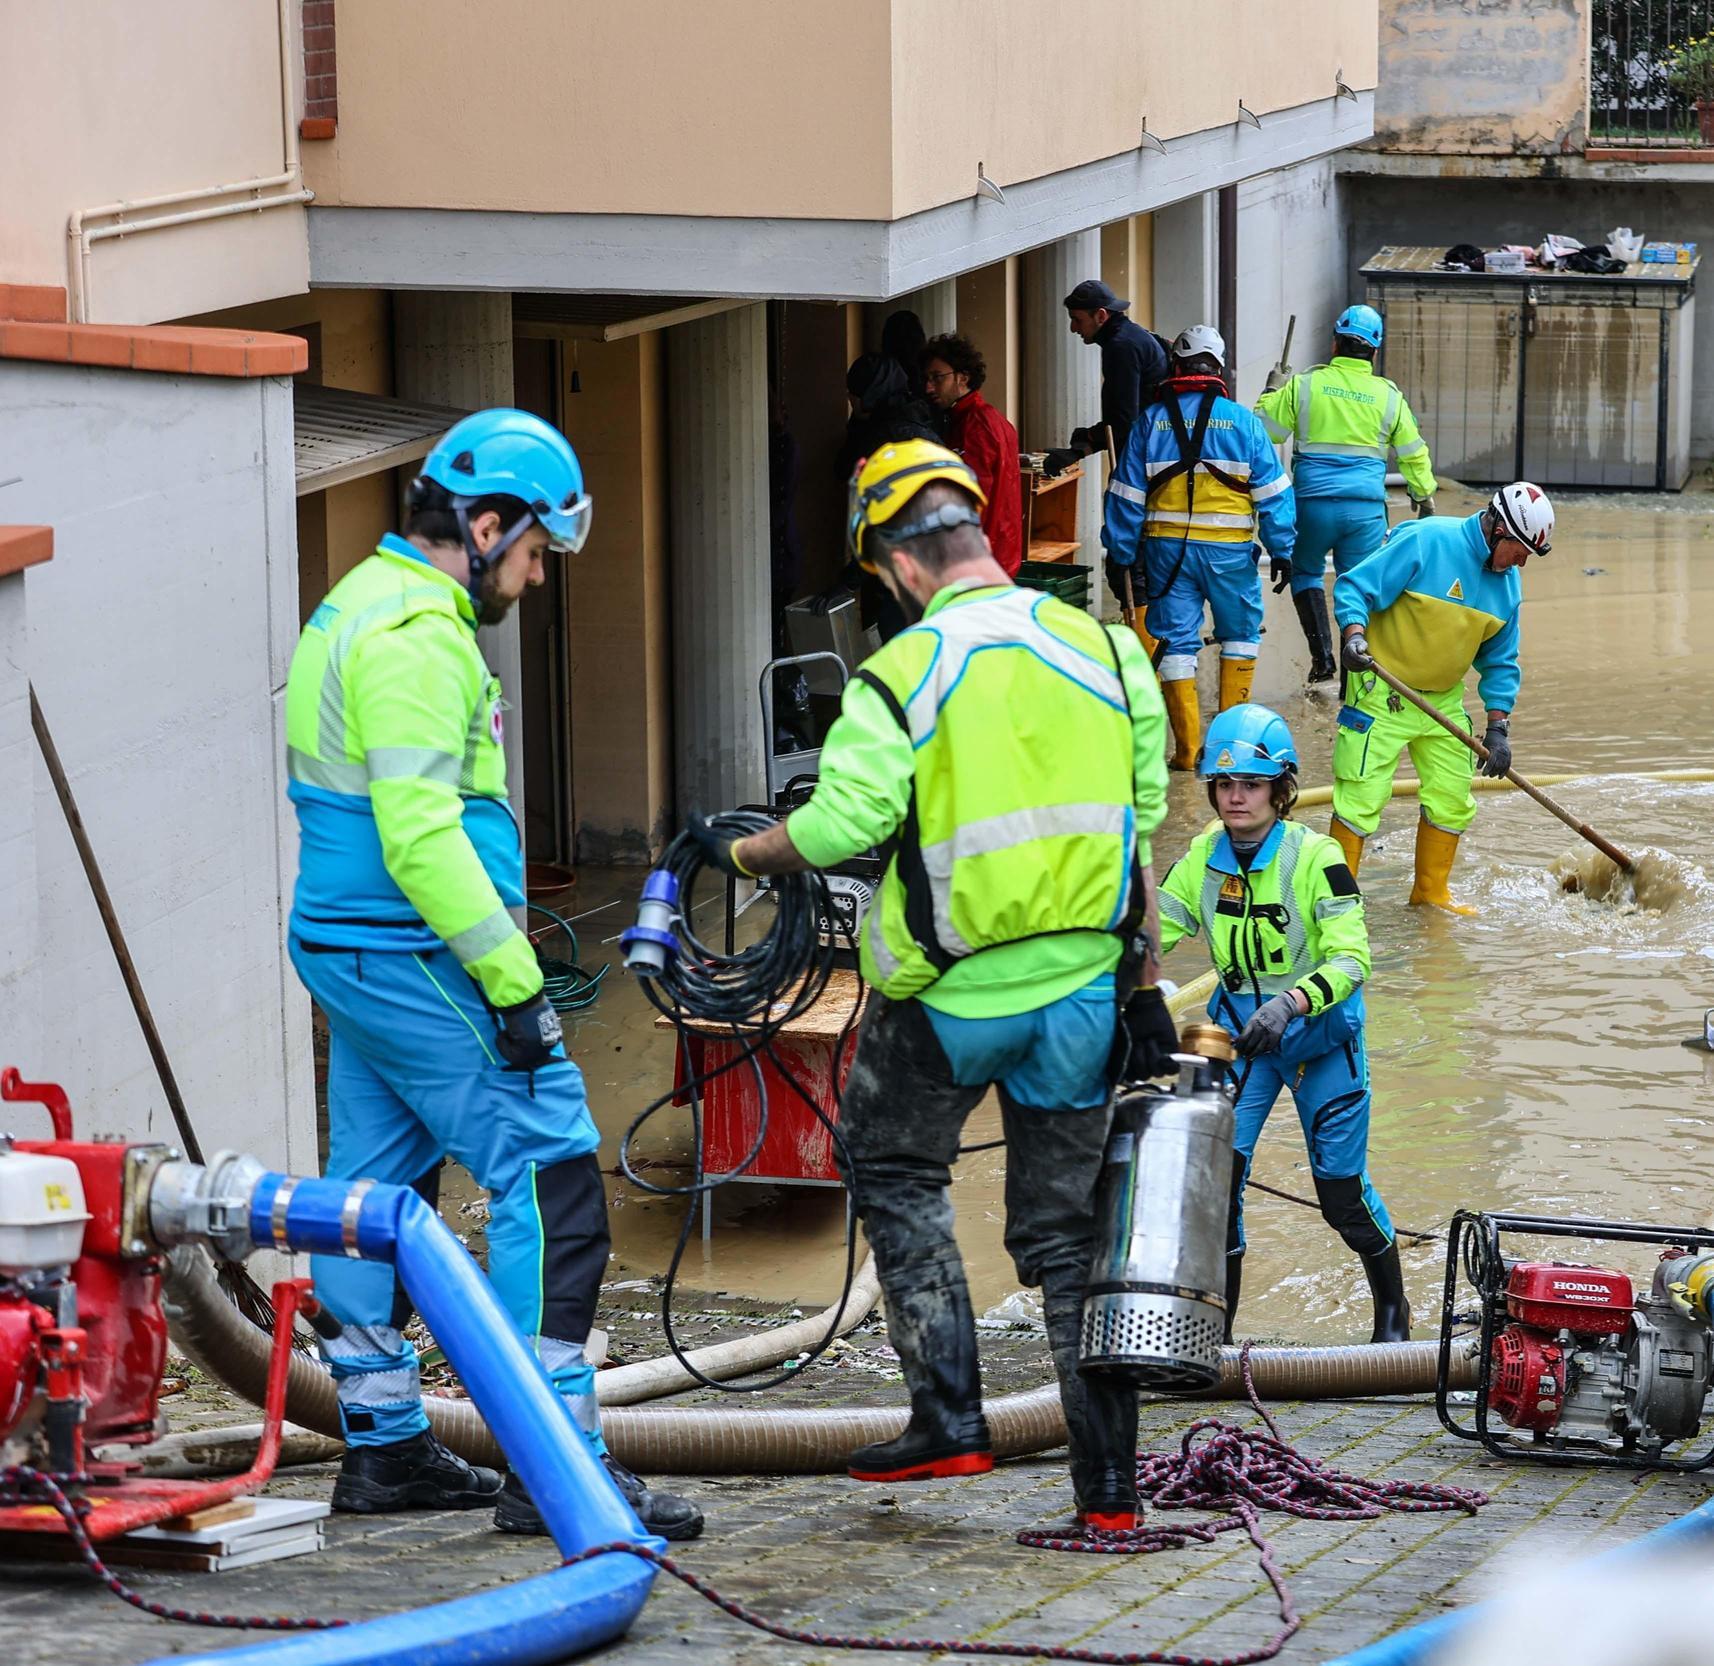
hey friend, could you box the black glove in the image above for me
[1267,550,1292,594]
[1041,446,1084,478]
[496,991,563,1071]
[686,810,749,876]
[1341,630,1372,672]
[1479,719,1512,778]
[1235,992,1300,1060]
[1115,986,1180,1082]
[1105,554,1137,608]
[1413,495,1437,519]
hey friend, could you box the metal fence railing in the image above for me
[1590,0,1714,146]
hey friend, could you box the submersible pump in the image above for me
[1080,1024,1236,1391]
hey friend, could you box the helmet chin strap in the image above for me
[454,500,535,616]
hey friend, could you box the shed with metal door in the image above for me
[1361,246,1697,490]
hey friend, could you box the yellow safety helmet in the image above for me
[846,439,987,573]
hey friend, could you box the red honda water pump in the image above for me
[1437,1208,1714,1472]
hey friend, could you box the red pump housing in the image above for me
[1504,1261,1634,1335]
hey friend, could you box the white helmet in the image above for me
[1170,324,1227,369]
[1488,481,1554,555]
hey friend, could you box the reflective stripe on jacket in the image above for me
[1158,819,1369,1018]
[284,535,540,1006]
[849,585,1141,1001]
[1104,387,1294,558]
[1255,356,1437,505]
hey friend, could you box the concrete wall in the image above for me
[0,573,38,1068]
[1373,0,1589,155]
[1343,172,1714,452]
[2,0,308,317]
[0,364,312,1169]
[307,0,1377,221]
[1234,158,1351,403]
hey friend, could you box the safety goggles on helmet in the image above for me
[846,440,987,573]
[1198,740,1295,780]
[533,488,594,554]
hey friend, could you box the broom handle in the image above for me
[30,685,206,1164]
[1360,658,1636,875]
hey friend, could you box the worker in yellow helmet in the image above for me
[688,438,1174,1533]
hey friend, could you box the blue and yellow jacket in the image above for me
[1104,385,1294,561]
[1333,514,1521,711]
[1255,356,1436,505]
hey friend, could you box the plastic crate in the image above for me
[1016,561,1092,605]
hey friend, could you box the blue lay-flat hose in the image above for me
[138,1177,658,1666]
[1324,1496,1714,1666]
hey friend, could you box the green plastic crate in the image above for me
[1016,561,1091,605]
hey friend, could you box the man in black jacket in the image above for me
[1043,279,1168,476]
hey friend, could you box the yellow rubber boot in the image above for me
[1217,656,1256,713]
[1409,819,1477,915]
[1160,678,1201,772]
[1329,817,1365,878]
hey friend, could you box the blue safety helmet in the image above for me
[415,408,593,613]
[1197,704,1299,780]
[1334,304,1384,352]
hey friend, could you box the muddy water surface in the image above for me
[475,485,1714,1345]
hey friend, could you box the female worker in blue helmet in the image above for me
[1155,703,1409,1344]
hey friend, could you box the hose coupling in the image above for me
[147,1150,269,1261]
[621,869,682,978]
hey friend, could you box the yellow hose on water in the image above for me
[1293,768,1714,811]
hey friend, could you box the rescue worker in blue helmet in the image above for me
[283,408,702,1540]
[1104,325,1295,771]
[1155,704,1409,1344]
[1255,305,1437,684]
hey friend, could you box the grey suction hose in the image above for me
[162,1245,1474,1475]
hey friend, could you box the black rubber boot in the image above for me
[331,1431,502,1514]
[1293,588,1338,683]
[848,1268,992,1482]
[1048,1279,1139,1530]
[494,1458,706,1540]
[1361,1243,1413,1343]
[1223,1252,1244,1344]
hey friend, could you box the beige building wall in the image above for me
[563,333,672,861]
[955,258,1020,425]
[1372,0,1588,154]
[1,0,307,318]
[305,0,1375,221]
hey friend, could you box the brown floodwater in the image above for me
[453,481,1714,1345]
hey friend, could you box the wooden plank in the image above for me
[653,968,865,1040]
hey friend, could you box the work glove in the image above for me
[1340,630,1373,672]
[1478,719,1512,779]
[685,810,751,876]
[1412,495,1437,519]
[1104,554,1137,608]
[1267,549,1292,594]
[1264,363,1293,393]
[1041,446,1084,478]
[495,991,563,1071]
[1235,992,1301,1060]
[1116,985,1181,1082]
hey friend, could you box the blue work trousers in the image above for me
[1226,1024,1393,1259]
[291,938,604,1447]
[1140,536,1263,677]
[1289,498,1388,597]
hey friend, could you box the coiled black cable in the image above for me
[620,810,866,1393]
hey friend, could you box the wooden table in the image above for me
[654,970,866,1240]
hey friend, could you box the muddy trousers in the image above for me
[837,991,1137,1507]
